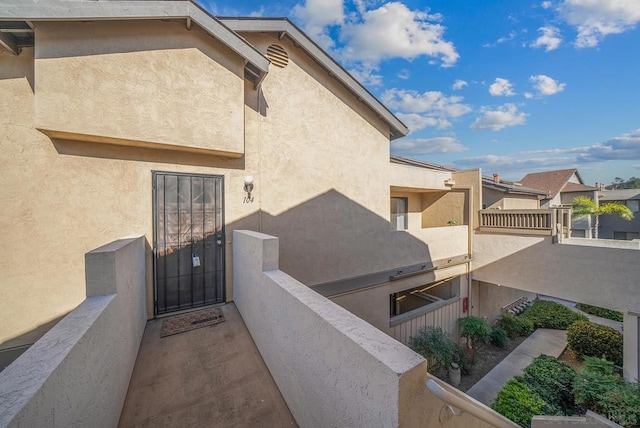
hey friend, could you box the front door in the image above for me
[153,172,224,315]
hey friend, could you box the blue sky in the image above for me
[199,0,640,185]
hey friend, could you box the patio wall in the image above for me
[0,237,146,428]
[233,230,511,427]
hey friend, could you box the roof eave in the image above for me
[220,17,409,140]
[0,1,269,85]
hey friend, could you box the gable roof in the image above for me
[0,0,270,86]
[519,169,582,198]
[220,17,409,140]
[390,155,545,197]
[562,182,598,193]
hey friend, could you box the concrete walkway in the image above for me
[466,329,567,406]
[119,303,296,428]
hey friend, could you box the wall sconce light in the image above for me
[244,175,254,198]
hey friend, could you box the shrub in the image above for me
[567,321,623,366]
[496,313,534,338]
[409,326,455,373]
[459,316,492,345]
[491,379,546,428]
[490,327,508,348]
[573,357,640,426]
[576,303,623,322]
[518,355,576,415]
[520,300,587,330]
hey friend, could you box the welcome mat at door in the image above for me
[160,307,225,338]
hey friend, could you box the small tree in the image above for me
[459,316,491,361]
[571,196,633,239]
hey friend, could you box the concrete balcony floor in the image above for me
[119,303,297,427]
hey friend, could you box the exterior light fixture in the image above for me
[244,175,254,198]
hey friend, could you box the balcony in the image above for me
[479,208,571,239]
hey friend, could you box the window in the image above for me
[390,197,408,230]
[626,200,639,213]
[614,231,639,240]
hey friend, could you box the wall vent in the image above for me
[266,44,289,68]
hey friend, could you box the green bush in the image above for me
[491,379,546,428]
[459,316,492,344]
[520,300,588,330]
[573,357,640,426]
[576,303,623,322]
[567,321,623,366]
[409,326,455,373]
[518,355,576,415]
[490,327,508,348]
[496,313,534,338]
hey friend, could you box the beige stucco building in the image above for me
[2,1,640,426]
[0,0,479,358]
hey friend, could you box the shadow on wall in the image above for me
[152,188,435,315]
[0,314,68,370]
[232,189,434,286]
[472,234,640,312]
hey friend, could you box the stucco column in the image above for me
[623,312,640,382]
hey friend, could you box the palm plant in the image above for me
[571,196,633,239]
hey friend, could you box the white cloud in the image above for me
[382,89,471,117]
[397,69,411,80]
[484,31,518,47]
[348,63,383,86]
[293,0,345,49]
[340,2,459,67]
[461,129,640,170]
[524,92,534,99]
[530,74,566,96]
[391,137,467,155]
[470,103,527,131]
[558,0,640,47]
[489,78,516,97]
[542,1,553,9]
[454,154,573,170]
[382,89,471,133]
[395,114,449,132]
[452,79,468,90]
[531,26,562,51]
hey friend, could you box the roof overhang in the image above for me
[220,17,409,140]
[0,1,270,87]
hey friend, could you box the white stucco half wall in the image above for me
[232,230,501,428]
[0,237,147,428]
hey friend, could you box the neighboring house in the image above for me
[520,168,599,237]
[481,173,545,210]
[598,189,640,240]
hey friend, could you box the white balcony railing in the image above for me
[479,208,571,240]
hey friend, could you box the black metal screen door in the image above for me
[153,172,224,315]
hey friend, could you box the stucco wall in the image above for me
[331,263,468,335]
[0,237,146,428]
[0,44,260,348]
[483,188,539,210]
[1,23,470,350]
[232,230,497,427]
[422,191,467,228]
[473,234,640,313]
[452,170,482,230]
[473,281,536,324]
[389,163,451,191]
[34,21,245,156]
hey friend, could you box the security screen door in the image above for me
[153,172,224,315]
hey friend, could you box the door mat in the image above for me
[160,307,225,338]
